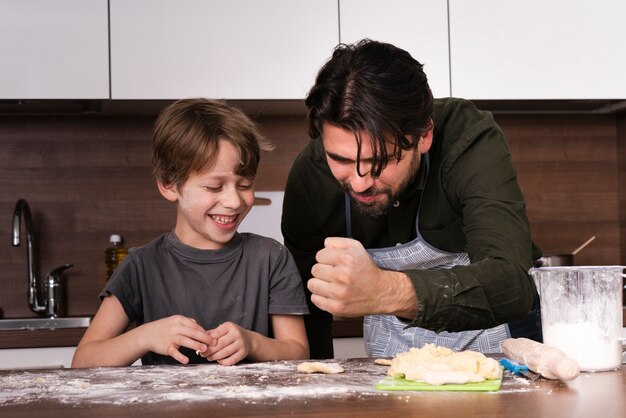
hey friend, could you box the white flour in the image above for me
[0,360,380,406]
[543,321,622,371]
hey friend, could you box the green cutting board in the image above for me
[376,375,502,392]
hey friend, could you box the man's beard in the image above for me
[342,154,421,218]
[345,186,394,217]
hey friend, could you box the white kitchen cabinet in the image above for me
[0,347,76,369]
[0,347,141,369]
[0,0,109,99]
[110,0,339,100]
[449,0,626,100]
[339,0,450,98]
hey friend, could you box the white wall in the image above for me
[333,337,367,359]
[239,192,285,243]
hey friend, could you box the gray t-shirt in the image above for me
[101,231,309,365]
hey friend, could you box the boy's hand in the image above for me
[139,315,217,364]
[198,322,251,366]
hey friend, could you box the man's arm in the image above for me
[408,114,537,332]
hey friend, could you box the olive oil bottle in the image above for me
[104,234,128,282]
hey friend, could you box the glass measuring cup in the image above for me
[529,266,625,372]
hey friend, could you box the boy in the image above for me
[72,99,309,367]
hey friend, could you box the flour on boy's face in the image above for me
[173,140,255,250]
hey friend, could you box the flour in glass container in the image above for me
[543,321,622,371]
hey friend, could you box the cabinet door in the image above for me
[110,0,339,100]
[340,0,450,98]
[0,0,109,99]
[0,347,76,369]
[449,0,626,99]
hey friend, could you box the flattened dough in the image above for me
[387,343,502,385]
[297,362,345,374]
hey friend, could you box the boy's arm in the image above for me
[202,315,309,365]
[254,314,309,361]
[71,295,136,367]
[71,295,216,367]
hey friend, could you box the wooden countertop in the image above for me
[0,358,624,418]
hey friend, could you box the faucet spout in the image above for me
[12,198,46,314]
[12,199,28,246]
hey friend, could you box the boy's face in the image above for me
[158,140,255,249]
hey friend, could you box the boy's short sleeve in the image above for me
[266,240,309,315]
[99,252,143,323]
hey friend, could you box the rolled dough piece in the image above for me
[297,362,345,374]
[387,343,502,385]
[501,338,580,381]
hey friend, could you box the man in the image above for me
[281,39,542,359]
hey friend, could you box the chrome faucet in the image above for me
[12,198,73,318]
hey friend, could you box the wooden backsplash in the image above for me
[1,108,625,319]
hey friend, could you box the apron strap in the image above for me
[344,192,352,238]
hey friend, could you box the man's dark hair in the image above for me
[305,39,433,177]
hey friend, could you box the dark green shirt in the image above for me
[282,98,541,359]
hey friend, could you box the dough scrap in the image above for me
[297,362,345,374]
[374,358,393,366]
[387,343,502,385]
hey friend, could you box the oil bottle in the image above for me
[105,234,128,282]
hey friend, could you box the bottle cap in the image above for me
[110,234,122,244]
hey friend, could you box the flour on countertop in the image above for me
[0,359,545,406]
[0,360,379,406]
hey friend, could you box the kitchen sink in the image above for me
[0,316,91,330]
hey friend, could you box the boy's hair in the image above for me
[305,39,433,178]
[152,98,274,188]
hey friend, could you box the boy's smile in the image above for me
[211,214,238,227]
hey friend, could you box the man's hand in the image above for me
[308,237,418,318]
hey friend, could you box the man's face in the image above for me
[322,123,431,217]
